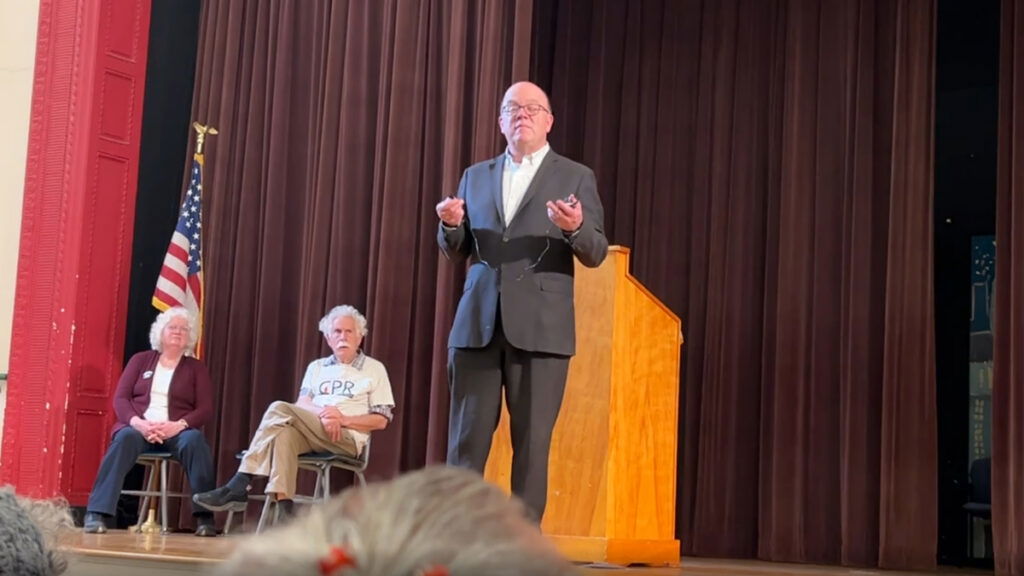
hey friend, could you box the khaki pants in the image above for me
[238,401,357,498]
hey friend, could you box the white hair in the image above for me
[148,307,198,354]
[318,305,369,337]
[0,486,75,575]
[215,467,573,576]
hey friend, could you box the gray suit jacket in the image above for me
[439,150,608,355]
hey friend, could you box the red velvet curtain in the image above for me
[534,0,935,568]
[176,0,943,568]
[172,0,532,524]
[994,1,1024,573]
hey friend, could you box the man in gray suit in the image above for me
[435,81,608,521]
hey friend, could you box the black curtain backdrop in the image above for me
[126,0,203,358]
[933,0,998,566]
[118,0,202,529]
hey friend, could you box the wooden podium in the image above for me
[484,246,682,565]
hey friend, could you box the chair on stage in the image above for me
[119,451,189,534]
[964,456,992,559]
[225,438,371,533]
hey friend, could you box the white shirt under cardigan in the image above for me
[142,363,175,422]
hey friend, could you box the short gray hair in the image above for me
[0,486,74,575]
[148,307,199,355]
[215,467,573,576]
[318,305,368,338]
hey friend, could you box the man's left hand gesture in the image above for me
[546,194,583,233]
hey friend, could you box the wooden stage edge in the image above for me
[681,557,991,576]
[65,530,682,575]
[65,531,991,576]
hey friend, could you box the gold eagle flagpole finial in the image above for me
[193,121,219,155]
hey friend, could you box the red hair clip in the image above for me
[420,566,449,576]
[319,546,356,575]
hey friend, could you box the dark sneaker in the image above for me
[194,514,217,537]
[192,486,248,512]
[83,512,108,534]
[275,499,295,523]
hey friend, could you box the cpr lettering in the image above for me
[317,380,355,397]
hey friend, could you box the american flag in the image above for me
[152,153,205,357]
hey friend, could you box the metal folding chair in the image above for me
[119,451,188,534]
[225,438,371,533]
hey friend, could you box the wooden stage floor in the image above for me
[65,530,683,575]
[681,557,990,576]
[65,530,992,576]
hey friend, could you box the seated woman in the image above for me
[83,306,217,537]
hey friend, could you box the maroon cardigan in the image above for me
[111,350,214,437]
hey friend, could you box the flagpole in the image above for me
[191,122,215,360]
[140,121,218,535]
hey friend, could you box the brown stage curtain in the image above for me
[994,1,1024,573]
[169,0,532,525]
[534,0,935,568]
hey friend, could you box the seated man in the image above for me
[193,305,394,518]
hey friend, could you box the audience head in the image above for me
[149,306,199,355]
[0,486,74,576]
[215,466,574,576]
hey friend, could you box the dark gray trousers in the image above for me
[446,312,569,522]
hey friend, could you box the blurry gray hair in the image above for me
[0,486,75,575]
[148,306,199,355]
[318,305,369,338]
[215,467,573,576]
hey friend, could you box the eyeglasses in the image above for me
[500,103,550,117]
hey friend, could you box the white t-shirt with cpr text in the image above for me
[298,352,395,452]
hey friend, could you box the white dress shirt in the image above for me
[502,143,551,226]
